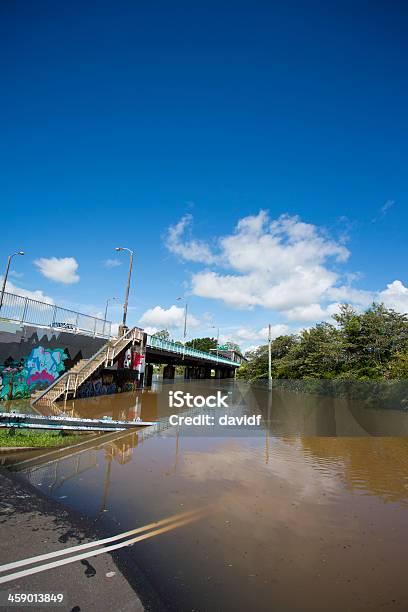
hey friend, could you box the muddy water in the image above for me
[14,382,408,611]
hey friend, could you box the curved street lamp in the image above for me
[103,296,118,337]
[210,325,220,362]
[104,296,119,322]
[115,247,134,330]
[0,251,25,312]
[176,296,188,342]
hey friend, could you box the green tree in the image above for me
[153,329,171,341]
[185,337,217,352]
[237,335,297,380]
[333,303,408,378]
[221,341,242,353]
[276,324,343,379]
[386,351,408,379]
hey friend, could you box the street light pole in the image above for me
[176,297,188,342]
[210,325,220,363]
[103,297,118,336]
[104,296,118,323]
[115,247,133,331]
[176,297,188,360]
[0,251,25,312]
[183,302,188,341]
[268,323,272,390]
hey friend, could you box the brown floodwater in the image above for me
[10,380,408,611]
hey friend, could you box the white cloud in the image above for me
[166,214,217,263]
[234,324,290,342]
[103,258,122,269]
[34,257,80,284]
[9,270,24,279]
[165,211,408,326]
[1,278,54,304]
[284,302,342,323]
[110,322,120,336]
[378,280,408,314]
[168,211,350,313]
[139,305,200,330]
[143,326,159,336]
[243,344,261,354]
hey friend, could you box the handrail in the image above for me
[112,326,143,347]
[146,335,238,366]
[31,367,73,404]
[0,291,112,338]
[32,327,144,405]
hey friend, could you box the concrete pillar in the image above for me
[184,366,191,380]
[144,364,153,387]
[118,324,128,337]
[163,364,175,380]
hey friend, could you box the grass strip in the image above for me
[0,428,86,448]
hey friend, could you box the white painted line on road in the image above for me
[0,508,203,574]
[0,511,205,585]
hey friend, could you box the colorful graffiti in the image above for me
[25,346,67,386]
[0,346,68,401]
[77,373,117,398]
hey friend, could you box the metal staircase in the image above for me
[31,327,144,407]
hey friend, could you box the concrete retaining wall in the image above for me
[0,321,107,400]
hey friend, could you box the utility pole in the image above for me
[115,247,133,332]
[268,323,272,390]
[176,297,188,360]
[210,325,220,363]
[183,302,188,341]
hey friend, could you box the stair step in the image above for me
[30,327,141,405]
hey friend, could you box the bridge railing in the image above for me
[146,335,238,366]
[0,291,111,338]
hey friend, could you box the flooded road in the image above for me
[11,381,408,611]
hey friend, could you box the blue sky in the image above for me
[1,1,407,349]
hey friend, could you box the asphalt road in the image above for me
[0,469,158,612]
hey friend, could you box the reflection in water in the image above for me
[15,382,408,611]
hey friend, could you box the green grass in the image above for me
[0,428,86,448]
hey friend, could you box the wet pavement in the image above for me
[0,469,148,612]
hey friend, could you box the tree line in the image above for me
[237,304,408,381]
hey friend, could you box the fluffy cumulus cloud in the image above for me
[2,278,54,304]
[165,210,408,325]
[167,214,217,263]
[378,280,408,313]
[139,305,200,330]
[34,257,79,284]
[234,324,290,342]
[166,211,350,315]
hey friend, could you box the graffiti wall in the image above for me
[76,372,117,398]
[76,369,140,399]
[0,321,106,401]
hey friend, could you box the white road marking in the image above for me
[0,508,202,575]
[0,512,204,585]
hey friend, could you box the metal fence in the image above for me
[147,335,238,366]
[0,291,112,338]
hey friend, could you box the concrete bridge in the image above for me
[144,334,241,385]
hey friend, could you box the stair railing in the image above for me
[31,327,143,405]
